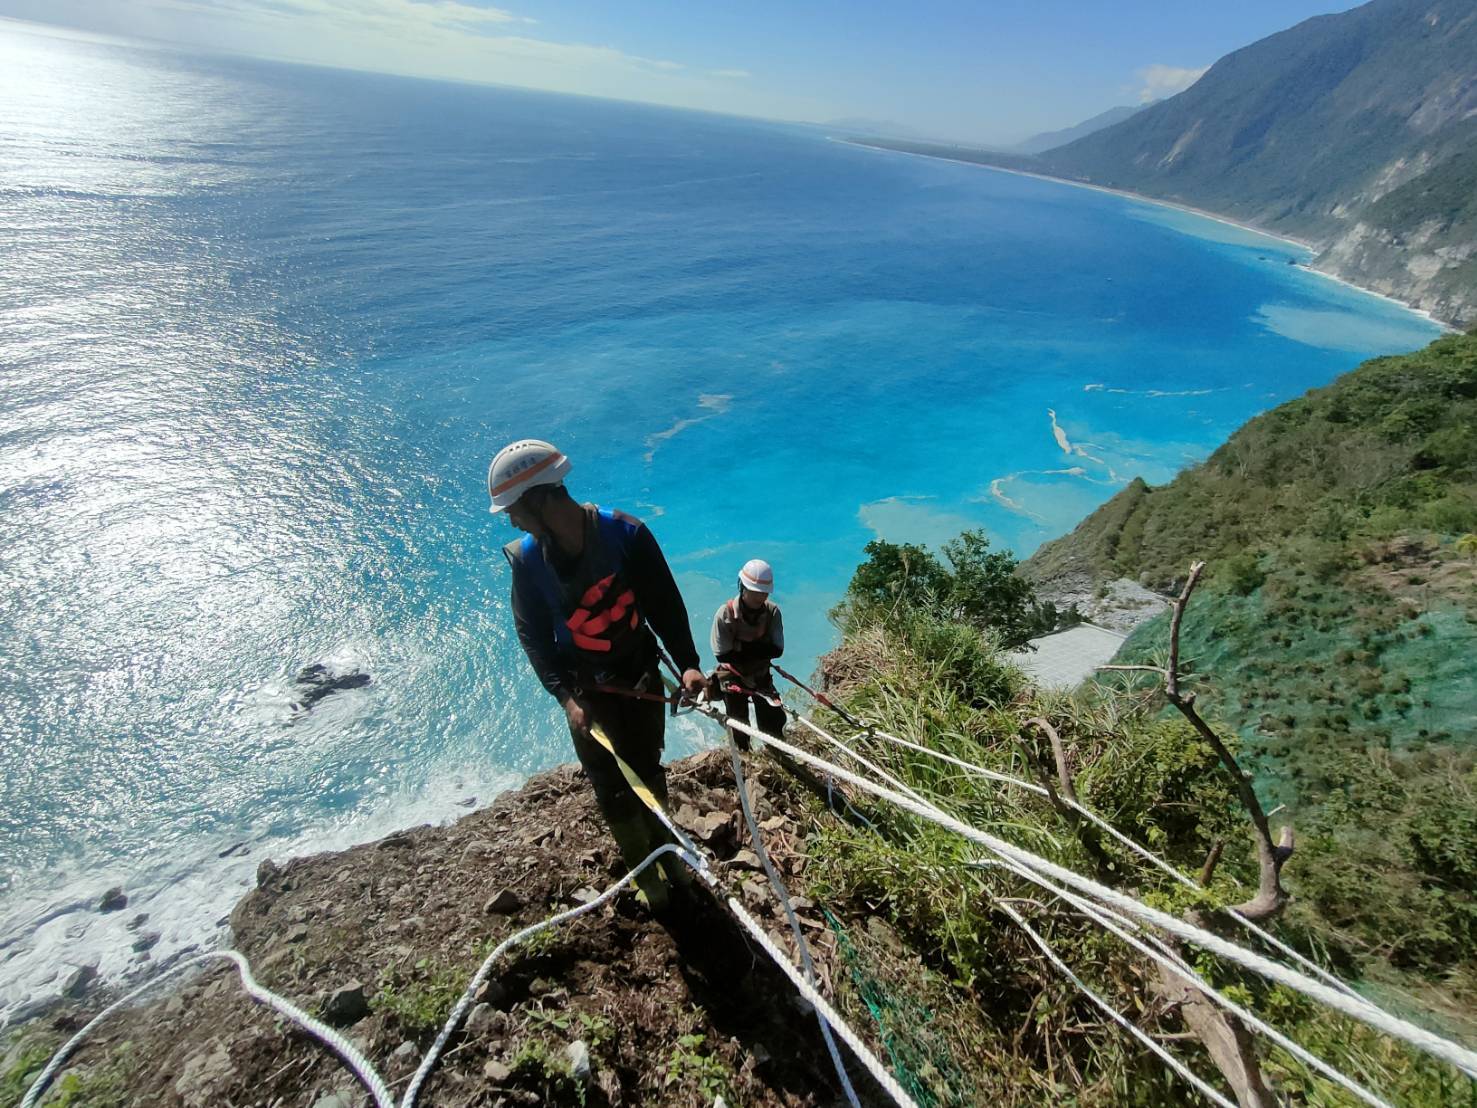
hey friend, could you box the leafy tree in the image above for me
[840,530,1053,649]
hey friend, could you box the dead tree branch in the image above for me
[1097,560,1297,1106]
[1021,717,1112,878]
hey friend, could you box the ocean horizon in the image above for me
[0,18,1443,1019]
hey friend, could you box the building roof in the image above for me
[1009,624,1127,689]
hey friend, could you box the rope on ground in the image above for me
[717,710,1477,1078]
[21,950,394,1108]
[403,841,701,1108]
[988,895,1238,1108]
[727,895,922,1108]
[859,719,1363,1001]
[726,736,862,1108]
[589,713,897,1108]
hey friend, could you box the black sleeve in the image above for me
[625,522,702,674]
[507,554,577,705]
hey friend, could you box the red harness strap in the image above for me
[566,573,639,654]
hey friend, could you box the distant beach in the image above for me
[839,136,1455,330]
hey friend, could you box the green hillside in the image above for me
[1026,331,1477,593]
[1024,332,1477,993]
[1036,0,1477,235]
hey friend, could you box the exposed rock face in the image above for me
[1029,574,1169,636]
[1315,219,1477,326]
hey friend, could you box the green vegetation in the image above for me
[1027,333,1477,590]
[1,1035,57,1108]
[371,958,470,1037]
[0,1036,135,1108]
[793,576,1466,1104]
[1023,332,1477,1006]
[1364,122,1477,242]
[663,1032,735,1103]
[836,528,1075,650]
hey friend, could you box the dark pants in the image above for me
[723,681,786,751]
[568,668,673,878]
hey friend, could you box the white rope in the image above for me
[793,716,937,810]
[727,895,921,1108]
[857,722,1362,1000]
[981,856,1390,1107]
[727,738,862,1108]
[786,712,1384,1102]
[988,895,1237,1108]
[21,950,394,1108]
[718,710,1477,1078]
[403,842,703,1107]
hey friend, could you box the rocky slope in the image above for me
[2,750,902,1107]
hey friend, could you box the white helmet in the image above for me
[487,439,571,513]
[737,558,774,594]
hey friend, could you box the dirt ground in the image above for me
[7,748,897,1107]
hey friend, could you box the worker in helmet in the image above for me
[489,439,707,912]
[710,559,786,752]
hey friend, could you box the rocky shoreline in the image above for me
[2,749,896,1107]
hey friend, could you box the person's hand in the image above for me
[680,668,707,700]
[563,696,593,738]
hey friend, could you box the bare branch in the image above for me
[1165,561,1206,701]
[1156,963,1278,1107]
[1021,718,1113,877]
[1147,560,1295,1105]
[1096,664,1168,675]
[1159,561,1292,923]
[1199,840,1225,888]
[1024,716,1077,805]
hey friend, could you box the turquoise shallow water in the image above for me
[0,20,1442,1014]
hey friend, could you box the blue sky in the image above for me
[0,0,1364,142]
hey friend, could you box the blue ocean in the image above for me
[0,19,1442,1016]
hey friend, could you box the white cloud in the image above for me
[1135,63,1208,103]
[166,0,534,33]
[105,0,825,121]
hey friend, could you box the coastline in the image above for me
[837,137,1455,331]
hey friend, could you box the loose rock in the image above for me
[98,887,128,913]
[321,981,368,1026]
[565,1039,591,1083]
[484,888,522,914]
[484,1059,513,1083]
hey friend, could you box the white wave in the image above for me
[985,466,1109,522]
[1047,408,1073,455]
[0,761,522,1025]
[1083,383,1217,397]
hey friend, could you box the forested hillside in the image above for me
[1024,331,1477,1005]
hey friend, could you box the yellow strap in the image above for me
[587,724,663,814]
